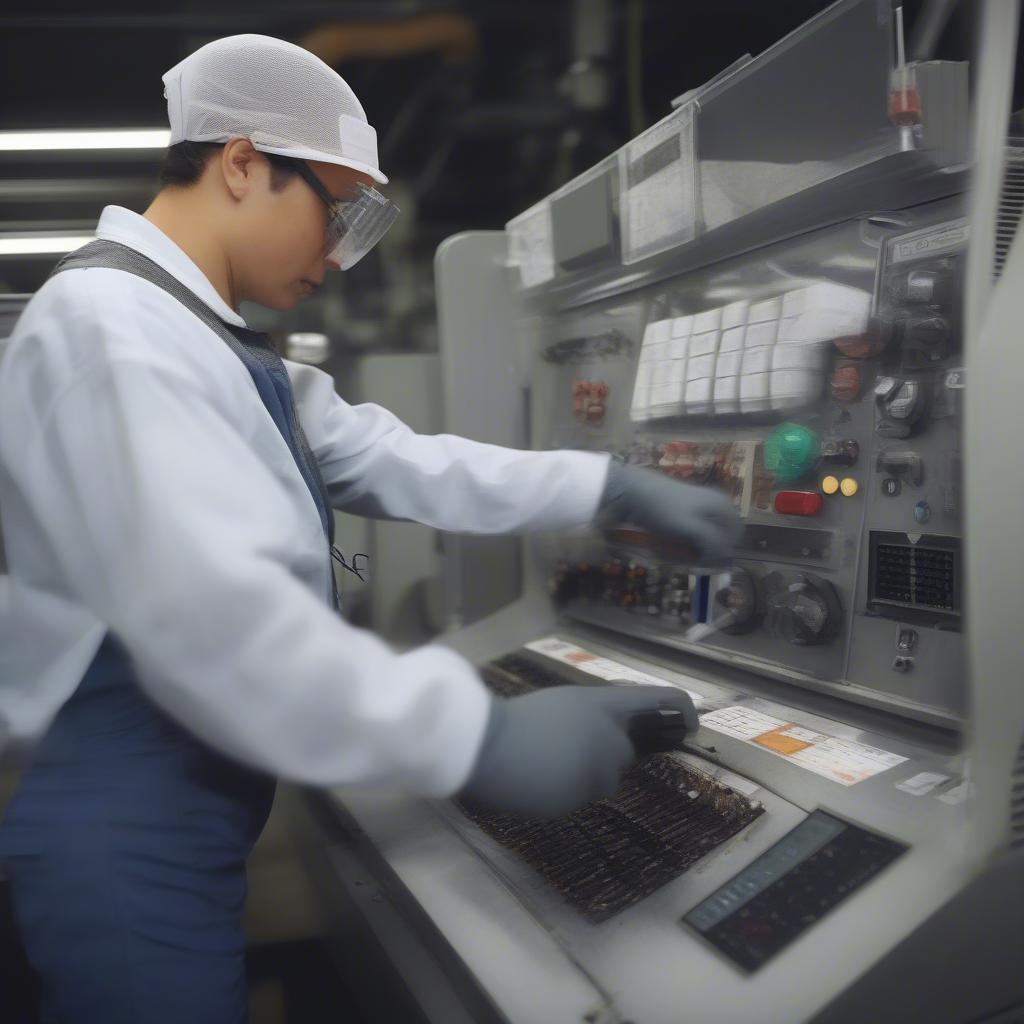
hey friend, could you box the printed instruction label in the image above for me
[524,636,703,703]
[700,706,908,786]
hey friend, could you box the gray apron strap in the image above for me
[49,239,334,537]
[49,238,343,605]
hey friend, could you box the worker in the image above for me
[0,34,740,1022]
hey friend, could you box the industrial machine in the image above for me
[288,2,1022,1021]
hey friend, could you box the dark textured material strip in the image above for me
[465,654,763,922]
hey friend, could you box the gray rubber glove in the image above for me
[458,684,699,819]
[596,460,743,566]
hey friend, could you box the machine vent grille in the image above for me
[874,542,957,612]
[1011,731,1024,849]
[995,143,1024,279]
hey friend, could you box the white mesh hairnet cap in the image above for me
[162,33,388,184]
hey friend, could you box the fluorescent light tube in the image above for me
[0,129,171,152]
[0,236,93,255]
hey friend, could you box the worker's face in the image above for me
[221,140,375,311]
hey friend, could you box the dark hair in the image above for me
[158,140,303,192]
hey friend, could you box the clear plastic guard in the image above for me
[507,200,554,288]
[695,0,901,232]
[619,103,698,264]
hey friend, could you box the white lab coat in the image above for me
[0,206,611,797]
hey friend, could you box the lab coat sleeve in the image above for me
[0,292,491,794]
[286,360,612,533]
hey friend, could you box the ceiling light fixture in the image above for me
[0,236,93,256]
[0,129,171,152]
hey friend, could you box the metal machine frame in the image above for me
[307,3,1024,1022]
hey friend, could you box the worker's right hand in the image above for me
[596,460,742,566]
[457,683,699,819]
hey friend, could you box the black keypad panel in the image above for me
[682,810,906,971]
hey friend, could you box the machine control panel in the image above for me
[541,203,968,723]
[683,811,906,971]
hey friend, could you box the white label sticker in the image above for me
[700,706,788,742]
[890,219,968,264]
[895,771,950,796]
[619,108,696,261]
[700,706,908,786]
[523,636,703,702]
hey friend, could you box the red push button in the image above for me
[774,490,823,516]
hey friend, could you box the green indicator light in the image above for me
[764,422,820,483]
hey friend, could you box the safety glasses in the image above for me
[292,161,400,270]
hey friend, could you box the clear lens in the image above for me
[325,183,400,270]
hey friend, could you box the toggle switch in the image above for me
[888,264,955,306]
[875,451,923,486]
[820,439,860,467]
[896,627,918,652]
[876,376,928,438]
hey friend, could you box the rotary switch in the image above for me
[712,567,760,634]
[888,262,955,306]
[875,375,928,438]
[901,315,950,365]
[763,571,842,646]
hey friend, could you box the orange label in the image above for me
[752,726,814,756]
[565,652,595,664]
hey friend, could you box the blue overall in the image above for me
[0,242,337,1023]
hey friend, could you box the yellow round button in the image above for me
[822,475,840,495]
[840,477,859,497]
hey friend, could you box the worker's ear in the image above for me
[220,138,260,201]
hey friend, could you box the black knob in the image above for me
[902,315,950,365]
[764,572,842,646]
[713,568,760,634]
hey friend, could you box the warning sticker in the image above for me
[523,637,704,703]
[753,726,816,756]
[700,706,908,786]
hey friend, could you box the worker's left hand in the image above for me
[595,460,742,566]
